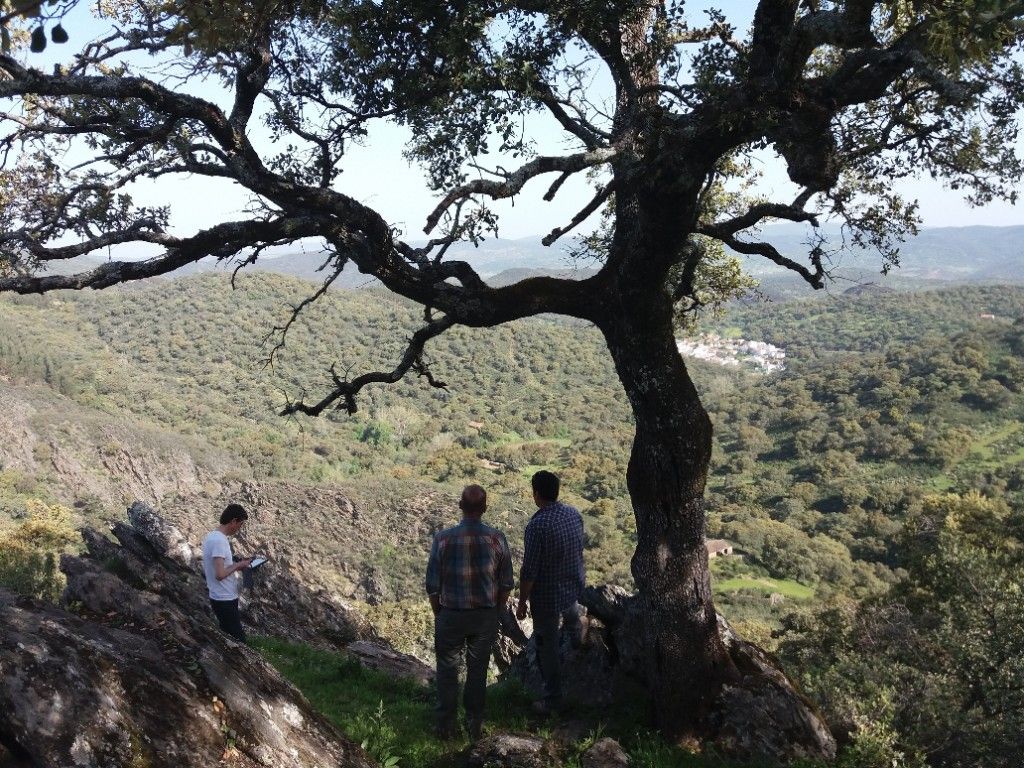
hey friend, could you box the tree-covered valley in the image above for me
[1,272,1023,766]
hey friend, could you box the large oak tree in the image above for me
[1,0,1022,739]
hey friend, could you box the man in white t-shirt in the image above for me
[202,503,252,642]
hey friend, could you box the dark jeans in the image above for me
[434,606,499,732]
[210,598,247,643]
[531,603,582,705]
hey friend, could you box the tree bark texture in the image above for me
[600,289,738,738]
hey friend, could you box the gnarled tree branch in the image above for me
[0,215,330,292]
[696,226,826,289]
[423,147,619,234]
[705,197,820,236]
[280,314,456,416]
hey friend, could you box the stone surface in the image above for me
[347,640,433,685]
[581,584,632,626]
[707,615,837,763]
[157,481,454,606]
[508,613,616,708]
[112,502,392,658]
[467,733,552,768]
[0,587,374,768]
[0,382,235,509]
[127,499,195,566]
[582,738,631,768]
[493,597,531,672]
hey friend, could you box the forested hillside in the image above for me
[708,286,1024,565]
[2,275,1022,625]
[0,272,633,614]
[0,274,628,479]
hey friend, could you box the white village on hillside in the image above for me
[677,334,786,373]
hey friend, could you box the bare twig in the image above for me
[262,250,348,365]
[542,180,616,246]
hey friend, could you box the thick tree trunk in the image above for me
[600,294,738,739]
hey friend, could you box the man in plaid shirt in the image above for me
[515,470,585,714]
[426,484,514,741]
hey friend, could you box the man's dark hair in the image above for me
[220,503,249,525]
[459,485,487,515]
[531,470,560,502]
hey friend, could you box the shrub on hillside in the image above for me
[363,599,435,661]
[778,491,1024,767]
[0,499,77,602]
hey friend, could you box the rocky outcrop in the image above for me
[493,597,531,671]
[503,585,836,765]
[507,613,618,709]
[158,481,456,605]
[0,382,236,509]
[465,734,630,768]
[0,386,38,473]
[0,502,440,767]
[346,640,434,685]
[127,499,195,566]
[102,502,430,680]
[707,616,836,763]
[111,502,368,651]
[0,587,374,768]
[504,587,637,709]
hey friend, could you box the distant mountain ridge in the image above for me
[742,223,1024,280]
[32,224,1024,293]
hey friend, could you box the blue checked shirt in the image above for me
[425,518,515,609]
[521,501,585,614]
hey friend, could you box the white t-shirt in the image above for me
[202,530,239,601]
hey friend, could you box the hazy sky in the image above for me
[24,2,1023,245]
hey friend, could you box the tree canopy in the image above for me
[1,1,1020,320]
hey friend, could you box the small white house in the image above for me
[706,539,734,558]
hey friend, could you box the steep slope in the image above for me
[0,377,237,510]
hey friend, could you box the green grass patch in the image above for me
[254,636,536,768]
[253,637,821,768]
[969,422,1021,463]
[925,474,956,492]
[714,576,815,601]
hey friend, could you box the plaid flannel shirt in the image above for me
[425,518,515,609]
[521,501,585,615]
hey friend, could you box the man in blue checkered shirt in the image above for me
[516,470,585,714]
[426,484,514,741]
